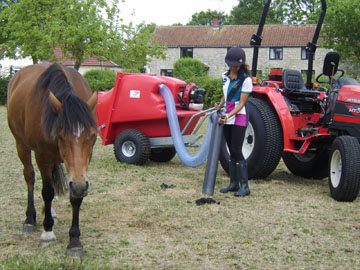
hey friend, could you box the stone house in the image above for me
[148,19,331,80]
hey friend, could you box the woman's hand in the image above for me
[214,102,221,111]
[218,114,228,125]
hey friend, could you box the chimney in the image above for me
[212,15,221,30]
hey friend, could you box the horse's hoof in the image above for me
[23,224,36,233]
[66,247,84,257]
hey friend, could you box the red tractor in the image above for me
[219,0,360,202]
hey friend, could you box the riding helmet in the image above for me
[225,46,246,66]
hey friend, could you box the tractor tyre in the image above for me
[114,129,151,165]
[328,136,360,202]
[219,97,283,179]
[282,150,329,179]
[149,148,176,162]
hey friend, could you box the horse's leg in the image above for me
[35,158,57,246]
[16,142,36,232]
[66,195,84,257]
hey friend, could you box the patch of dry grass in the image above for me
[1,106,360,270]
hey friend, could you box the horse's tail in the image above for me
[51,163,68,196]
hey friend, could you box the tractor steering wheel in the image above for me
[316,69,345,84]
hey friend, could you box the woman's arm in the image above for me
[215,96,225,111]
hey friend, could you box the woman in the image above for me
[215,46,252,197]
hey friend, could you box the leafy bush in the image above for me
[172,58,222,108]
[185,76,223,109]
[173,58,208,81]
[83,69,117,91]
[0,73,13,105]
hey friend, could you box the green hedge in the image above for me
[83,69,117,91]
[172,58,223,108]
[184,76,223,109]
[0,74,13,105]
[173,58,208,81]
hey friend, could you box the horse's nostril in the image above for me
[69,181,74,189]
[85,181,89,189]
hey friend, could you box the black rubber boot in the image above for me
[234,160,250,197]
[220,159,239,193]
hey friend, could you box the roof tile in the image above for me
[154,24,317,47]
[44,47,118,67]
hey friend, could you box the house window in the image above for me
[301,47,314,60]
[269,47,283,60]
[181,47,193,58]
[160,69,173,77]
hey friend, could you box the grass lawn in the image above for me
[0,105,359,270]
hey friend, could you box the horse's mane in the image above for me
[37,63,97,139]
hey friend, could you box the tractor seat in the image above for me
[282,69,320,97]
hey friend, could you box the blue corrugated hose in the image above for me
[159,84,215,167]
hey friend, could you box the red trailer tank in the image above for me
[96,72,206,165]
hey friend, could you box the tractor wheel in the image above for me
[114,129,151,165]
[219,97,283,179]
[149,148,176,162]
[328,136,360,202]
[282,150,329,179]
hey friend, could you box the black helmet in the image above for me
[225,46,246,66]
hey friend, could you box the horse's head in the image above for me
[49,91,98,198]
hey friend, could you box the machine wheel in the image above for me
[114,129,151,165]
[149,148,176,162]
[328,136,360,202]
[282,150,329,179]
[219,97,283,179]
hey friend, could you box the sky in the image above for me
[118,0,239,25]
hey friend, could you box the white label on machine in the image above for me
[130,90,141,98]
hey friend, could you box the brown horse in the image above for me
[7,63,98,257]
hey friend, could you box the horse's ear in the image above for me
[87,91,98,111]
[57,64,70,81]
[49,92,63,114]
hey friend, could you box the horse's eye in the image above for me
[90,134,97,144]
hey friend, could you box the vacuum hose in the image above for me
[202,112,223,195]
[159,84,215,167]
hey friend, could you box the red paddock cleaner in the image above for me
[96,72,207,165]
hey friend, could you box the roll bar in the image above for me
[305,0,326,89]
[250,0,271,77]
[250,0,327,89]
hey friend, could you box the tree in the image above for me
[0,0,58,63]
[282,0,323,24]
[230,0,286,24]
[53,0,121,70]
[187,9,231,25]
[111,22,166,73]
[321,0,360,64]
[0,0,17,46]
[0,0,121,69]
